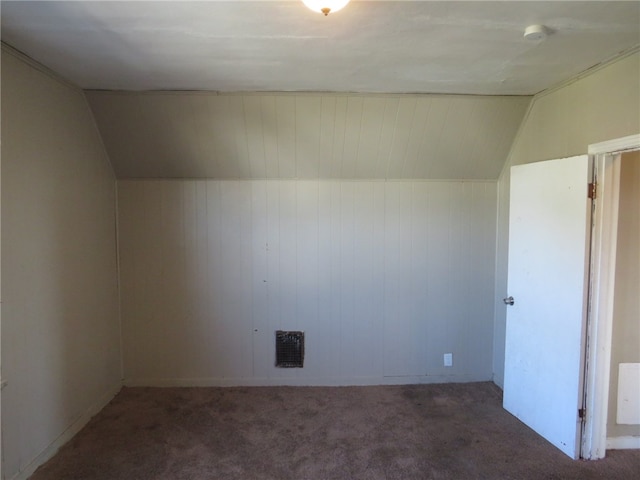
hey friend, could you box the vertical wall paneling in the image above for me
[424,182,453,371]
[447,101,480,179]
[375,98,400,178]
[382,181,401,375]
[340,98,364,179]
[190,181,211,375]
[250,181,269,378]
[264,181,281,367]
[161,182,185,376]
[354,98,386,178]
[339,182,356,377]
[220,181,253,378]
[88,92,531,180]
[317,181,343,376]
[386,98,417,178]
[186,97,216,177]
[429,99,465,179]
[261,96,280,178]
[476,182,497,371]
[205,181,224,375]
[318,97,337,179]
[409,183,430,372]
[276,96,296,178]
[415,97,449,178]
[208,96,237,178]
[278,181,297,331]
[136,96,177,176]
[402,99,432,178]
[242,97,267,178]
[295,181,320,375]
[467,99,497,178]
[230,97,252,178]
[295,98,322,178]
[164,96,203,176]
[352,182,384,377]
[329,97,349,178]
[118,179,497,385]
[195,96,219,177]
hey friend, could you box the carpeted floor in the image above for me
[30,382,639,479]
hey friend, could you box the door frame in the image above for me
[582,133,640,459]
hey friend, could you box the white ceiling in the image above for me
[2,1,639,95]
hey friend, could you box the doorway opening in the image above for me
[582,134,640,459]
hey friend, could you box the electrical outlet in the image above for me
[444,353,453,367]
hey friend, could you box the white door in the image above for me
[503,155,592,459]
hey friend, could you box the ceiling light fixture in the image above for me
[302,0,350,16]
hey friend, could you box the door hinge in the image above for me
[588,183,597,199]
[579,408,586,419]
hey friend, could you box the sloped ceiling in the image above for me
[3,1,638,180]
[86,92,530,180]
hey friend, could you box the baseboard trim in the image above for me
[123,373,492,388]
[9,383,122,480]
[606,436,640,450]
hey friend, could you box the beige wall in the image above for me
[493,51,640,387]
[607,151,640,438]
[118,179,497,386]
[1,48,121,479]
[507,53,640,166]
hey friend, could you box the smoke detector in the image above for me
[524,25,549,41]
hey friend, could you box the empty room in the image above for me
[1,1,639,479]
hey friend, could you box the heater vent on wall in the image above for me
[275,331,304,368]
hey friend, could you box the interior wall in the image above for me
[607,151,640,438]
[118,179,497,386]
[1,48,121,479]
[493,50,640,388]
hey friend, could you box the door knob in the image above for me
[503,296,515,306]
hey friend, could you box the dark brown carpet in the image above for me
[30,382,639,479]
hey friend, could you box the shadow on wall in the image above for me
[1,49,121,479]
[86,92,530,180]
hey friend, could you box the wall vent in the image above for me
[275,331,304,368]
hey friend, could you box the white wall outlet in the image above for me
[444,353,453,367]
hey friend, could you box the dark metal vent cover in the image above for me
[275,331,304,368]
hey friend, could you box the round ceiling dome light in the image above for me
[302,0,351,16]
[524,24,549,41]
